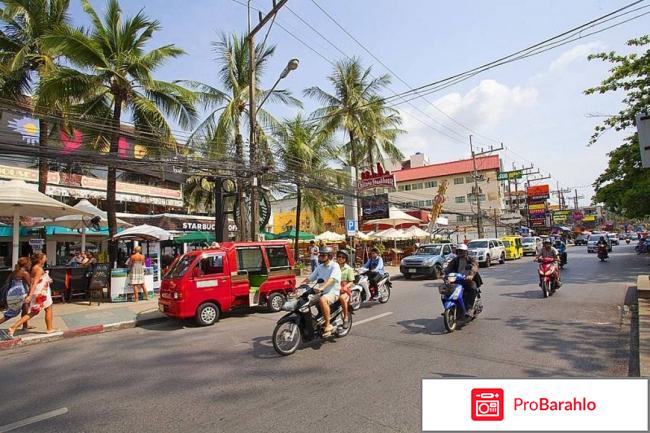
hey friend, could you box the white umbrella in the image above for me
[112,224,171,241]
[316,230,345,242]
[0,180,93,266]
[366,208,421,227]
[47,199,132,252]
[355,231,371,241]
[404,225,430,239]
[374,228,409,241]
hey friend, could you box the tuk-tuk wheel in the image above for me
[195,302,220,326]
[267,293,285,313]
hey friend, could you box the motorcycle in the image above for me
[272,282,352,356]
[626,238,631,245]
[439,273,482,332]
[349,268,391,311]
[555,244,567,269]
[597,244,608,261]
[538,257,559,298]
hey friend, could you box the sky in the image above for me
[66,0,650,207]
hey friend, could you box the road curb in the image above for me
[0,316,167,350]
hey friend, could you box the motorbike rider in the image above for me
[443,244,481,316]
[596,236,609,258]
[336,250,355,329]
[553,239,567,264]
[536,239,562,287]
[301,246,341,337]
[363,247,385,299]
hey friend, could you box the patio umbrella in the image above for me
[404,225,430,239]
[173,231,214,244]
[112,224,171,242]
[276,229,315,240]
[48,199,131,252]
[355,231,371,241]
[0,180,93,266]
[316,231,345,242]
[366,208,421,228]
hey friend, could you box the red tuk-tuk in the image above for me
[159,241,296,325]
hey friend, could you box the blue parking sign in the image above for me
[346,220,357,235]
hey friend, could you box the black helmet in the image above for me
[543,239,552,245]
[318,246,334,257]
[336,249,350,262]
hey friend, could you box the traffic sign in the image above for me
[346,220,357,236]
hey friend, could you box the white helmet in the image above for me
[456,244,468,251]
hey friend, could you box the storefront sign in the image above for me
[552,210,571,223]
[28,238,45,251]
[583,215,596,222]
[528,203,546,211]
[497,169,523,181]
[357,163,396,191]
[527,184,550,200]
[361,193,390,221]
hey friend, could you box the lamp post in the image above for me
[249,58,299,241]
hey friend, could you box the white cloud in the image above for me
[547,42,604,74]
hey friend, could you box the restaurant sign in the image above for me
[357,163,396,191]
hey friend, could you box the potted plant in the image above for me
[293,261,305,276]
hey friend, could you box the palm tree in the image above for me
[39,0,197,258]
[273,115,343,260]
[0,0,71,193]
[185,33,300,240]
[304,57,393,171]
[361,97,404,167]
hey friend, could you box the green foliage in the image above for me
[585,35,650,218]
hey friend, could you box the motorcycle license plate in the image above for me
[408,268,416,273]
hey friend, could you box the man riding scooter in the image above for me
[536,240,562,288]
[300,246,341,337]
[443,244,482,317]
[363,248,385,300]
[553,238,567,268]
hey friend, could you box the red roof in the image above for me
[394,155,501,182]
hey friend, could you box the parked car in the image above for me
[574,233,590,246]
[400,243,454,279]
[500,236,523,260]
[467,238,506,267]
[522,236,542,256]
[587,233,612,253]
[159,241,297,325]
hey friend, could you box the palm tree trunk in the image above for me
[107,97,122,267]
[234,126,247,242]
[294,184,302,261]
[37,119,49,193]
[349,129,363,226]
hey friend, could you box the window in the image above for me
[455,196,466,204]
[418,200,426,207]
[404,184,412,191]
[457,215,466,222]
[425,199,433,207]
[425,180,438,188]
[442,245,451,255]
[398,185,406,191]
[266,246,289,269]
[412,183,423,190]
[466,176,474,183]
[454,177,464,185]
[467,193,486,202]
[164,255,194,279]
[198,255,224,276]
[236,247,266,273]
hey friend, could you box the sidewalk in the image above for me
[637,275,650,377]
[1,298,165,350]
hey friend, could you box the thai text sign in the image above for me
[497,170,523,181]
[527,184,550,200]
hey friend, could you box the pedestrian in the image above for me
[7,253,55,338]
[128,246,148,302]
[308,240,319,272]
[0,257,32,330]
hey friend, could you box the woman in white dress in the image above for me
[7,253,55,338]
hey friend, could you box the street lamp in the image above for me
[250,58,299,241]
[257,58,300,111]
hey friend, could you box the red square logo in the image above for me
[471,388,504,421]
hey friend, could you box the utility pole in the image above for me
[494,208,498,237]
[248,0,288,241]
[573,189,585,210]
[470,136,503,238]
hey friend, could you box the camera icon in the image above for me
[471,388,504,421]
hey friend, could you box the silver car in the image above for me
[587,233,612,253]
[521,236,542,256]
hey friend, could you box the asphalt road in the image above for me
[0,245,645,433]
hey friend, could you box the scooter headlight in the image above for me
[447,274,457,283]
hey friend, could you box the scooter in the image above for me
[439,273,482,332]
[349,268,391,311]
[538,257,559,298]
[555,243,567,269]
[626,238,631,245]
[597,244,608,262]
[272,282,352,356]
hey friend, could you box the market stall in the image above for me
[111,224,171,302]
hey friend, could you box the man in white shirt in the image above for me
[301,246,341,336]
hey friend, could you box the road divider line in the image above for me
[0,407,68,432]
[355,312,393,326]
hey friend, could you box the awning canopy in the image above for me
[276,229,315,240]
[173,231,214,244]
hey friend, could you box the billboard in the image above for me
[361,193,389,221]
[527,184,550,200]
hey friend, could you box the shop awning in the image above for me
[261,231,278,240]
[0,226,36,237]
[173,231,214,244]
[45,225,111,236]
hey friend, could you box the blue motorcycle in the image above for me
[438,273,483,332]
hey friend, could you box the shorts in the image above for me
[3,307,22,320]
[321,292,339,305]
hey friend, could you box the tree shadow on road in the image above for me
[396,317,448,336]
[500,290,543,300]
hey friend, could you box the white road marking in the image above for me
[0,407,68,432]
[355,312,393,326]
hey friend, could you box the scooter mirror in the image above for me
[317,278,324,284]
